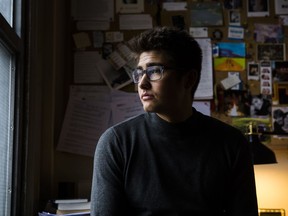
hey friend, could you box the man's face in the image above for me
[252,98,263,109]
[136,51,192,121]
[275,115,284,126]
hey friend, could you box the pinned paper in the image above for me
[220,73,241,90]
[73,32,91,48]
[105,31,124,43]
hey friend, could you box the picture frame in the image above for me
[273,82,288,105]
[257,44,286,61]
[189,2,224,27]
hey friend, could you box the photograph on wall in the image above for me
[248,62,260,80]
[247,0,269,17]
[260,61,272,95]
[224,0,242,9]
[219,90,251,117]
[275,0,288,15]
[273,61,288,81]
[250,94,272,117]
[214,57,246,71]
[217,42,246,57]
[257,44,286,61]
[272,106,288,135]
[254,23,284,43]
[228,10,241,26]
[189,2,224,27]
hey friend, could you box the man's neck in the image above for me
[156,108,193,123]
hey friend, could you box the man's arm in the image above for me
[90,128,127,216]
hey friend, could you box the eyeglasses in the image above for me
[132,65,166,84]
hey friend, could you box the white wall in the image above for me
[254,148,288,214]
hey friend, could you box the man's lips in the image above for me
[141,93,154,100]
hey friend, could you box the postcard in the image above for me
[214,57,246,71]
[217,42,246,57]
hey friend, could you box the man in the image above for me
[91,27,258,216]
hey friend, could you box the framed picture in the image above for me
[257,44,286,61]
[273,61,288,81]
[273,82,288,105]
[247,0,269,17]
[189,2,224,27]
[116,0,144,14]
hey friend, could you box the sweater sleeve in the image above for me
[226,134,259,216]
[90,128,127,216]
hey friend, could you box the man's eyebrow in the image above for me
[146,62,164,67]
[136,63,164,69]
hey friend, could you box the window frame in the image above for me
[0,0,25,215]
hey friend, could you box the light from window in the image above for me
[0,0,13,26]
[0,40,15,216]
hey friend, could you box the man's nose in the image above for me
[138,74,151,89]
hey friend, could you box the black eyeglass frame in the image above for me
[132,65,167,84]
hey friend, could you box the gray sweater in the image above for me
[91,109,258,216]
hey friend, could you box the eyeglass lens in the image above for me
[132,65,164,83]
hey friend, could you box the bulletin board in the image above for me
[58,0,288,156]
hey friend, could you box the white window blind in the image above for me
[0,40,15,216]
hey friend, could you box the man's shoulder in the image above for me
[109,113,149,133]
[195,110,243,135]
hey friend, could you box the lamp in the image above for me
[245,122,277,165]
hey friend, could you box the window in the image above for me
[0,0,23,215]
[0,39,15,216]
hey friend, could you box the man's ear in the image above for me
[185,70,198,89]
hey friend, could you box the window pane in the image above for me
[0,0,13,26]
[0,40,15,216]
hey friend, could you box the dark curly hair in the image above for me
[129,26,202,98]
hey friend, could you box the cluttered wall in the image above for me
[44,0,288,213]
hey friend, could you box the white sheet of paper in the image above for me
[111,90,144,125]
[57,95,111,157]
[220,73,241,90]
[194,38,214,99]
[119,14,153,30]
[193,101,211,116]
[189,27,208,38]
[74,51,104,84]
[97,58,132,90]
